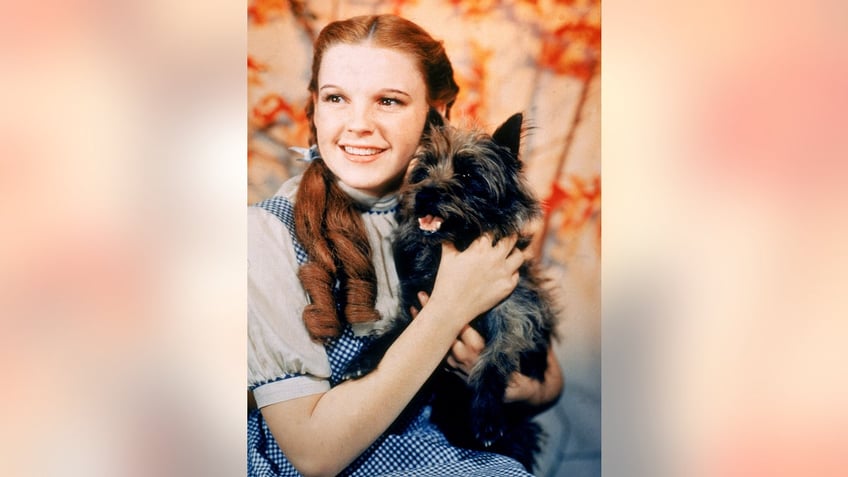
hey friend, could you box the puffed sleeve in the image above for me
[248,204,331,408]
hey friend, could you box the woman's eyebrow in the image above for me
[379,88,411,98]
[318,84,412,98]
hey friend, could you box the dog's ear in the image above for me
[492,112,523,156]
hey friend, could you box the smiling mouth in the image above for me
[418,214,444,233]
[342,145,384,156]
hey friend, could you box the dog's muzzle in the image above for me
[418,214,444,233]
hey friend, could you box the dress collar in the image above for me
[337,181,399,213]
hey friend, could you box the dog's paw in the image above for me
[340,361,377,381]
[472,402,507,447]
[340,368,366,381]
[475,424,505,448]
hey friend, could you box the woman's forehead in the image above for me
[318,43,426,94]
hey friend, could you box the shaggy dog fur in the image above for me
[344,112,559,471]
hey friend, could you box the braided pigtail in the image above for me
[293,160,340,340]
[294,159,380,341]
[322,171,382,326]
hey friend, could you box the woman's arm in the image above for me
[260,235,524,477]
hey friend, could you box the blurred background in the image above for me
[247,1,601,476]
[2,0,846,476]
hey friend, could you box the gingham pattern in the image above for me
[248,195,535,476]
[325,325,374,387]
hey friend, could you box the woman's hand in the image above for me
[447,324,563,408]
[426,234,524,328]
[503,347,563,407]
[415,293,564,410]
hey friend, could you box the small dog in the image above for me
[344,112,559,471]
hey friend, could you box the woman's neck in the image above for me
[337,181,398,211]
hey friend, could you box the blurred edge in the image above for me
[1,0,246,476]
[2,0,847,476]
[604,1,848,476]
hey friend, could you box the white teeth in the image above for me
[343,146,381,156]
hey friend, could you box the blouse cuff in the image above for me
[252,375,330,408]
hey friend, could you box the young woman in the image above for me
[248,14,563,476]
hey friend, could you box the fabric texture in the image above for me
[248,175,404,407]
[247,176,535,476]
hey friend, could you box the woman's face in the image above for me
[313,43,431,197]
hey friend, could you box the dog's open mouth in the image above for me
[418,214,444,233]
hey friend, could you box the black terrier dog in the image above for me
[345,112,559,471]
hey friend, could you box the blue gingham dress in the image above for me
[248,195,535,476]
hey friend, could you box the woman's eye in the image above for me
[379,97,401,106]
[323,94,343,103]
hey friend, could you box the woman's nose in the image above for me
[347,104,374,134]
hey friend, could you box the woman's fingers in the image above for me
[450,326,483,363]
[448,325,486,376]
[503,372,539,403]
[409,291,430,319]
[458,325,485,353]
[488,233,518,258]
[449,336,472,369]
[445,355,463,373]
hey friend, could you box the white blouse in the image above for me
[247,175,402,408]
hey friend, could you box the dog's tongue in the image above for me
[418,214,443,232]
